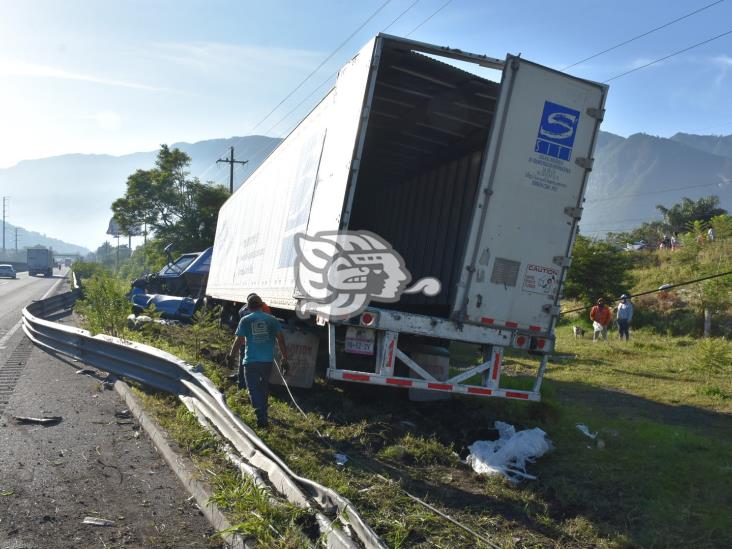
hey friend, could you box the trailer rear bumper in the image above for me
[326,308,550,401]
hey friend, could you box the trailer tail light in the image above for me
[529,337,552,352]
[513,334,530,349]
[360,311,378,327]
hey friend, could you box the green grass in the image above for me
[79,285,732,548]
[132,390,314,548]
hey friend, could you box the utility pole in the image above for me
[15,227,19,252]
[2,196,7,253]
[216,146,248,194]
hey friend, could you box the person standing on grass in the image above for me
[615,294,634,341]
[226,293,288,428]
[590,298,612,341]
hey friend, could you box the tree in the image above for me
[112,145,229,252]
[710,214,732,240]
[563,235,634,303]
[656,195,727,234]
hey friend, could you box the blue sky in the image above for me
[1,0,731,180]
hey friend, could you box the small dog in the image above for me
[572,326,586,339]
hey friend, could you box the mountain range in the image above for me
[581,132,732,237]
[0,135,280,252]
[1,130,730,252]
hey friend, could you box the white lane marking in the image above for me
[40,275,66,300]
[0,281,9,286]
[0,272,67,350]
[0,319,22,350]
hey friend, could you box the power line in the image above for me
[584,180,730,203]
[249,1,392,135]
[580,216,662,228]
[383,0,421,32]
[197,1,394,182]
[561,0,725,70]
[218,1,428,188]
[561,270,732,314]
[406,0,453,37]
[603,27,732,82]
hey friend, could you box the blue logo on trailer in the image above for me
[535,101,580,161]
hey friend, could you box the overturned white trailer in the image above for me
[207,34,608,401]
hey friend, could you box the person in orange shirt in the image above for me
[590,297,612,341]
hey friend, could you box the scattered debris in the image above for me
[467,421,552,482]
[551,354,577,361]
[82,517,115,527]
[13,416,62,426]
[101,375,116,390]
[76,368,96,375]
[114,409,131,420]
[334,453,349,466]
[576,423,598,439]
[0,490,14,497]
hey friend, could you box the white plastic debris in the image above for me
[575,423,597,439]
[334,453,349,466]
[466,421,552,482]
[83,516,115,526]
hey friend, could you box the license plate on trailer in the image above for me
[345,327,375,356]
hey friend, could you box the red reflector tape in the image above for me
[537,339,546,349]
[386,378,413,387]
[529,325,541,331]
[427,383,453,391]
[343,373,370,382]
[467,387,493,395]
[505,321,518,328]
[480,317,494,324]
[491,353,501,380]
[505,391,529,400]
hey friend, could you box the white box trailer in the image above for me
[207,34,608,400]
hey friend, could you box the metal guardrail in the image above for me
[22,281,387,549]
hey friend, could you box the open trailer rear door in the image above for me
[453,56,608,334]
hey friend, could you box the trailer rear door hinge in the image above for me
[586,107,605,121]
[543,304,561,315]
[563,206,583,219]
[553,255,572,268]
[575,157,594,170]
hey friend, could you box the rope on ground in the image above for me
[272,360,501,549]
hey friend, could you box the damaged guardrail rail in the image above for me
[22,284,388,549]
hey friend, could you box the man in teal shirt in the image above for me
[226,294,288,428]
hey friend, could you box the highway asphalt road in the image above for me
[0,270,219,548]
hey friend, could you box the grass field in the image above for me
[126,321,732,548]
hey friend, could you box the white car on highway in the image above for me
[0,264,17,279]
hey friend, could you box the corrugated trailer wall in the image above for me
[353,150,482,315]
[346,38,498,318]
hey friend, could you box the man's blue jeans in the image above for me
[239,361,272,425]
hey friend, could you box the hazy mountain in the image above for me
[0,220,89,259]
[670,133,732,160]
[0,136,281,250]
[580,132,732,237]
[2,129,731,249]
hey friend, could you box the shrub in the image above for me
[71,260,107,285]
[692,338,731,379]
[75,272,130,337]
